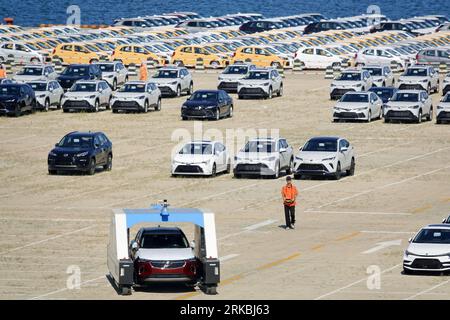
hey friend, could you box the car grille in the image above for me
[113,101,140,108]
[64,100,91,108]
[175,165,203,173]
[183,108,211,117]
[334,112,365,119]
[235,163,268,172]
[411,259,442,269]
[386,110,412,118]
[298,163,327,171]
[239,87,265,95]
[54,155,75,166]
[438,111,450,120]
[158,86,175,95]
[398,84,424,90]
[218,82,238,90]
[331,88,354,97]
[150,260,186,269]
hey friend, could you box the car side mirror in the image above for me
[280,147,287,153]
[408,237,412,243]
[55,143,59,147]
[190,240,195,248]
[131,241,138,250]
[94,143,100,148]
[180,75,185,79]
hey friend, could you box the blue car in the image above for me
[181,90,233,121]
[57,64,102,91]
[48,131,113,175]
[0,83,36,117]
[368,87,398,103]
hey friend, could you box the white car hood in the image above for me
[174,153,212,163]
[113,91,145,98]
[64,91,98,98]
[335,101,370,110]
[219,73,246,81]
[407,242,450,256]
[386,101,419,108]
[237,151,275,160]
[13,75,45,82]
[239,79,270,86]
[152,77,179,85]
[398,76,427,83]
[136,248,194,261]
[332,80,362,87]
[297,151,336,161]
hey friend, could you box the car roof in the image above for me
[140,227,183,234]
[308,136,340,141]
[66,131,101,137]
[396,90,424,94]
[424,224,450,229]
[75,80,103,84]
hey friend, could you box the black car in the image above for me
[370,22,416,34]
[0,84,36,117]
[57,64,102,91]
[368,87,398,103]
[239,20,282,34]
[181,90,233,120]
[303,21,349,34]
[48,131,113,175]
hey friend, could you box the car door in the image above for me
[116,62,126,84]
[15,44,30,63]
[429,67,438,89]
[384,66,394,86]
[422,91,431,115]
[101,82,111,105]
[214,142,226,171]
[146,83,156,105]
[93,135,105,164]
[47,81,56,105]
[277,139,288,169]
[338,139,350,169]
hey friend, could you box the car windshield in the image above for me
[62,67,88,76]
[413,228,450,244]
[223,65,248,74]
[28,82,47,91]
[369,88,394,99]
[153,70,178,78]
[17,67,43,76]
[58,135,93,148]
[0,86,19,95]
[302,139,338,152]
[244,140,276,153]
[393,92,419,102]
[341,93,369,102]
[404,68,427,77]
[443,95,450,103]
[71,83,96,92]
[119,83,146,92]
[140,232,189,249]
[190,92,217,101]
[179,143,213,155]
[98,64,114,72]
[246,72,269,80]
[364,68,382,76]
[337,73,361,81]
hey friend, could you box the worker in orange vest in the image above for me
[0,63,7,78]
[139,60,148,81]
[281,176,298,229]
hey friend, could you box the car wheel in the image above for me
[214,108,220,121]
[176,85,181,97]
[427,83,431,95]
[155,98,161,111]
[382,81,385,87]
[211,163,217,177]
[228,105,233,118]
[94,100,99,113]
[226,161,231,174]
[334,162,341,180]
[119,285,132,295]
[426,107,433,121]
[403,268,413,275]
[210,61,220,69]
[416,110,422,123]
[48,169,57,175]
[143,100,149,113]
[277,84,283,97]
[174,60,184,67]
[271,62,281,68]
[103,154,112,171]
[346,158,355,176]
[30,57,39,64]
[112,79,117,91]
[267,87,273,99]
[187,82,193,95]
[58,97,62,109]
[272,162,280,179]
[88,158,96,175]
[90,59,99,64]
[15,104,22,117]
[286,157,293,174]
[182,116,188,121]
[367,110,372,123]
[44,98,50,112]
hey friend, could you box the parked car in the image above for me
[57,64,102,91]
[330,69,373,100]
[384,90,433,123]
[218,63,256,93]
[397,65,439,94]
[0,42,44,64]
[233,137,293,179]
[0,83,36,116]
[52,43,108,64]
[442,73,450,96]
[47,131,113,175]
[362,65,395,87]
[13,64,57,82]
[416,48,450,66]
[239,20,282,34]
[111,81,161,113]
[181,90,233,120]
[355,47,408,70]
[96,61,128,90]
[111,44,165,66]
[171,45,229,68]
[237,68,283,99]
[27,80,64,111]
[436,93,450,124]
[295,47,348,69]
[403,224,450,274]
[293,136,355,180]
[333,91,383,122]
[368,86,398,103]
[152,66,193,97]
[129,227,199,285]
[61,80,112,113]
[232,46,288,68]
[171,140,231,176]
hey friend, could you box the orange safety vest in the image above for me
[139,63,148,81]
[0,67,6,78]
[282,184,298,207]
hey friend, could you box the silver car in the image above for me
[62,80,112,113]
[330,69,373,100]
[27,80,64,111]
[13,64,57,83]
[237,68,283,100]
[151,66,193,97]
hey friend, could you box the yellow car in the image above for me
[171,45,229,68]
[231,46,287,68]
[111,44,165,66]
[52,43,108,64]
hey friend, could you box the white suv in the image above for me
[96,61,128,90]
[13,64,58,82]
[171,140,231,177]
[294,47,347,69]
[234,137,293,179]
[397,65,439,94]
[442,73,450,96]
[330,69,373,100]
[151,66,193,97]
[384,90,433,123]
[28,80,64,111]
[218,63,256,93]
[293,136,355,180]
[237,68,283,100]
[436,93,450,124]
[111,81,161,113]
[62,80,112,113]
[362,65,395,87]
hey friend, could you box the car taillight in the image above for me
[172,52,175,57]
[294,52,297,58]
[416,54,419,61]
[232,52,236,57]
[52,49,56,55]
[112,50,115,56]
[354,53,358,59]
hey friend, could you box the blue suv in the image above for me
[0,84,36,117]
[57,64,102,91]
[48,131,113,175]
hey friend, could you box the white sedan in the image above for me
[404,224,450,274]
[333,91,383,122]
[293,136,355,180]
[172,141,231,177]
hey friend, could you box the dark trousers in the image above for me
[284,205,296,227]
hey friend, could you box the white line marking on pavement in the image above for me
[244,219,278,231]
[0,225,95,256]
[314,264,402,300]
[361,230,415,235]
[219,254,240,263]
[306,210,412,216]
[362,239,402,254]
[0,135,36,143]
[405,279,450,300]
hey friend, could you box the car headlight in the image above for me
[37,94,46,98]
[205,105,216,109]
[49,152,57,157]
[218,76,224,81]
[330,83,336,87]
[181,105,187,109]
[404,250,411,257]
[262,82,270,86]
[137,96,146,99]
[76,151,89,157]
[420,79,428,82]
[170,81,178,85]
[234,156,241,161]
[437,105,444,110]
[4,99,15,102]
[87,95,96,99]
[105,74,114,78]
[322,156,336,161]
[354,83,362,87]
[410,105,420,109]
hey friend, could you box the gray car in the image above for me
[416,48,450,66]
